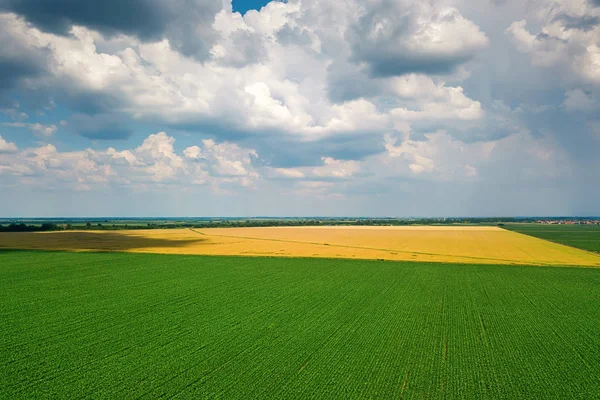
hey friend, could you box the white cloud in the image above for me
[134,132,184,182]
[313,157,360,179]
[294,180,340,198]
[196,139,258,178]
[390,86,483,123]
[0,1,487,143]
[506,3,600,85]
[183,145,202,160]
[30,123,57,137]
[374,128,570,183]
[0,0,597,216]
[267,156,360,182]
[107,148,137,165]
[0,132,259,190]
[347,1,488,77]
[1,122,58,137]
[0,105,29,121]
[0,136,18,153]
[563,89,597,112]
[271,168,305,179]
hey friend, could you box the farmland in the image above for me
[505,223,600,253]
[1,225,600,266]
[2,250,600,399]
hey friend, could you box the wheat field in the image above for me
[1,226,599,266]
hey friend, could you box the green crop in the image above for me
[1,251,599,398]
[505,223,600,253]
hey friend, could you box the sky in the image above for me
[0,0,599,217]
[232,0,273,15]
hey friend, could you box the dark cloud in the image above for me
[360,52,470,78]
[554,14,600,31]
[162,115,385,169]
[159,0,222,60]
[0,0,167,38]
[69,114,133,140]
[0,58,43,89]
[63,91,125,115]
[0,23,50,90]
[249,133,386,169]
[164,113,387,169]
[0,0,222,60]
[326,61,381,103]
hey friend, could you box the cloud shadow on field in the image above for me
[0,231,206,252]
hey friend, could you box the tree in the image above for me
[40,223,57,231]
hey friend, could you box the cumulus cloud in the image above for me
[0,2,487,145]
[271,167,305,179]
[133,132,184,182]
[312,157,360,179]
[0,0,170,37]
[29,122,57,137]
[0,135,17,153]
[347,0,488,77]
[196,139,258,177]
[0,143,112,191]
[390,86,483,122]
[270,156,360,181]
[0,131,259,190]
[260,125,578,201]
[2,121,57,137]
[0,0,223,60]
[563,89,597,112]
[380,131,492,180]
[0,13,52,91]
[0,0,598,215]
[506,2,600,85]
[183,145,202,160]
[369,128,573,185]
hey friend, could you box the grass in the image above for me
[1,251,600,399]
[505,223,600,253]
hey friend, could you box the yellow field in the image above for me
[1,226,599,266]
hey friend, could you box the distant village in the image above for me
[535,219,600,225]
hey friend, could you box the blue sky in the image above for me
[0,0,599,217]
[232,0,274,15]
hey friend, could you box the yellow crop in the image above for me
[1,226,599,267]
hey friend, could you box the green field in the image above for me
[2,251,600,398]
[505,223,600,253]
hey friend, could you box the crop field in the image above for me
[1,250,600,398]
[505,223,600,253]
[1,225,600,266]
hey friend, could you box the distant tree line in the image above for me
[0,223,61,232]
[1,217,597,232]
[0,218,515,232]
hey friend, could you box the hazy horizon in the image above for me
[1,215,598,220]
